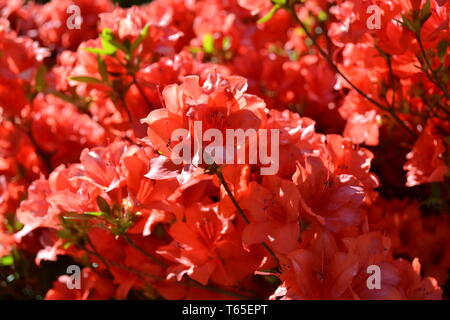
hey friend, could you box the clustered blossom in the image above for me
[0,0,448,300]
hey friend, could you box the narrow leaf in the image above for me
[96,196,111,215]
[84,211,104,217]
[131,24,150,52]
[84,47,110,55]
[97,55,109,82]
[437,40,448,61]
[35,64,47,92]
[257,5,280,24]
[69,76,104,85]
[419,0,431,25]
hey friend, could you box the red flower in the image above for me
[46,268,115,300]
[142,70,266,182]
[238,175,300,255]
[31,94,106,166]
[0,19,48,116]
[157,203,259,286]
[273,231,359,300]
[79,140,138,192]
[404,121,449,187]
[293,155,365,233]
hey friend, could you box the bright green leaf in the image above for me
[257,5,280,24]
[131,24,150,52]
[0,255,14,267]
[101,39,118,55]
[272,0,286,5]
[84,47,111,55]
[100,28,128,54]
[84,211,104,217]
[101,28,114,41]
[202,33,215,54]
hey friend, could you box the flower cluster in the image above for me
[0,0,448,300]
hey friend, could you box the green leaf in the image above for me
[62,212,95,220]
[441,70,449,84]
[101,28,128,54]
[202,33,215,54]
[189,46,201,54]
[97,56,109,82]
[263,274,281,285]
[257,5,280,24]
[35,64,47,92]
[85,29,128,56]
[0,255,14,267]
[69,76,104,85]
[84,211,104,217]
[131,24,149,52]
[101,40,118,55]
[401,14,418,33]
[318,10,328,22]
[84,47,111,55]
[437,40,448,61]
[96,196,111,215]
[419,0,431,26]
[99,29,119,55]
[62,242,72,250]
[101,28,114,42]
[288,50,299,61]
[222,36,232,51]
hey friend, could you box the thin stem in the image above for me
[83,245,164,281]
[86,236,112,271]
[287,7,417,139]
[216,171,279,264]
[82,245,256,299]
[122,234,168,268]
[416,34,450,100]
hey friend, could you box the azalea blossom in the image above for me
[0,0,448,301]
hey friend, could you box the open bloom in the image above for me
[157,203,259,286]
[141,70,266,182]
[404,121,449,187]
